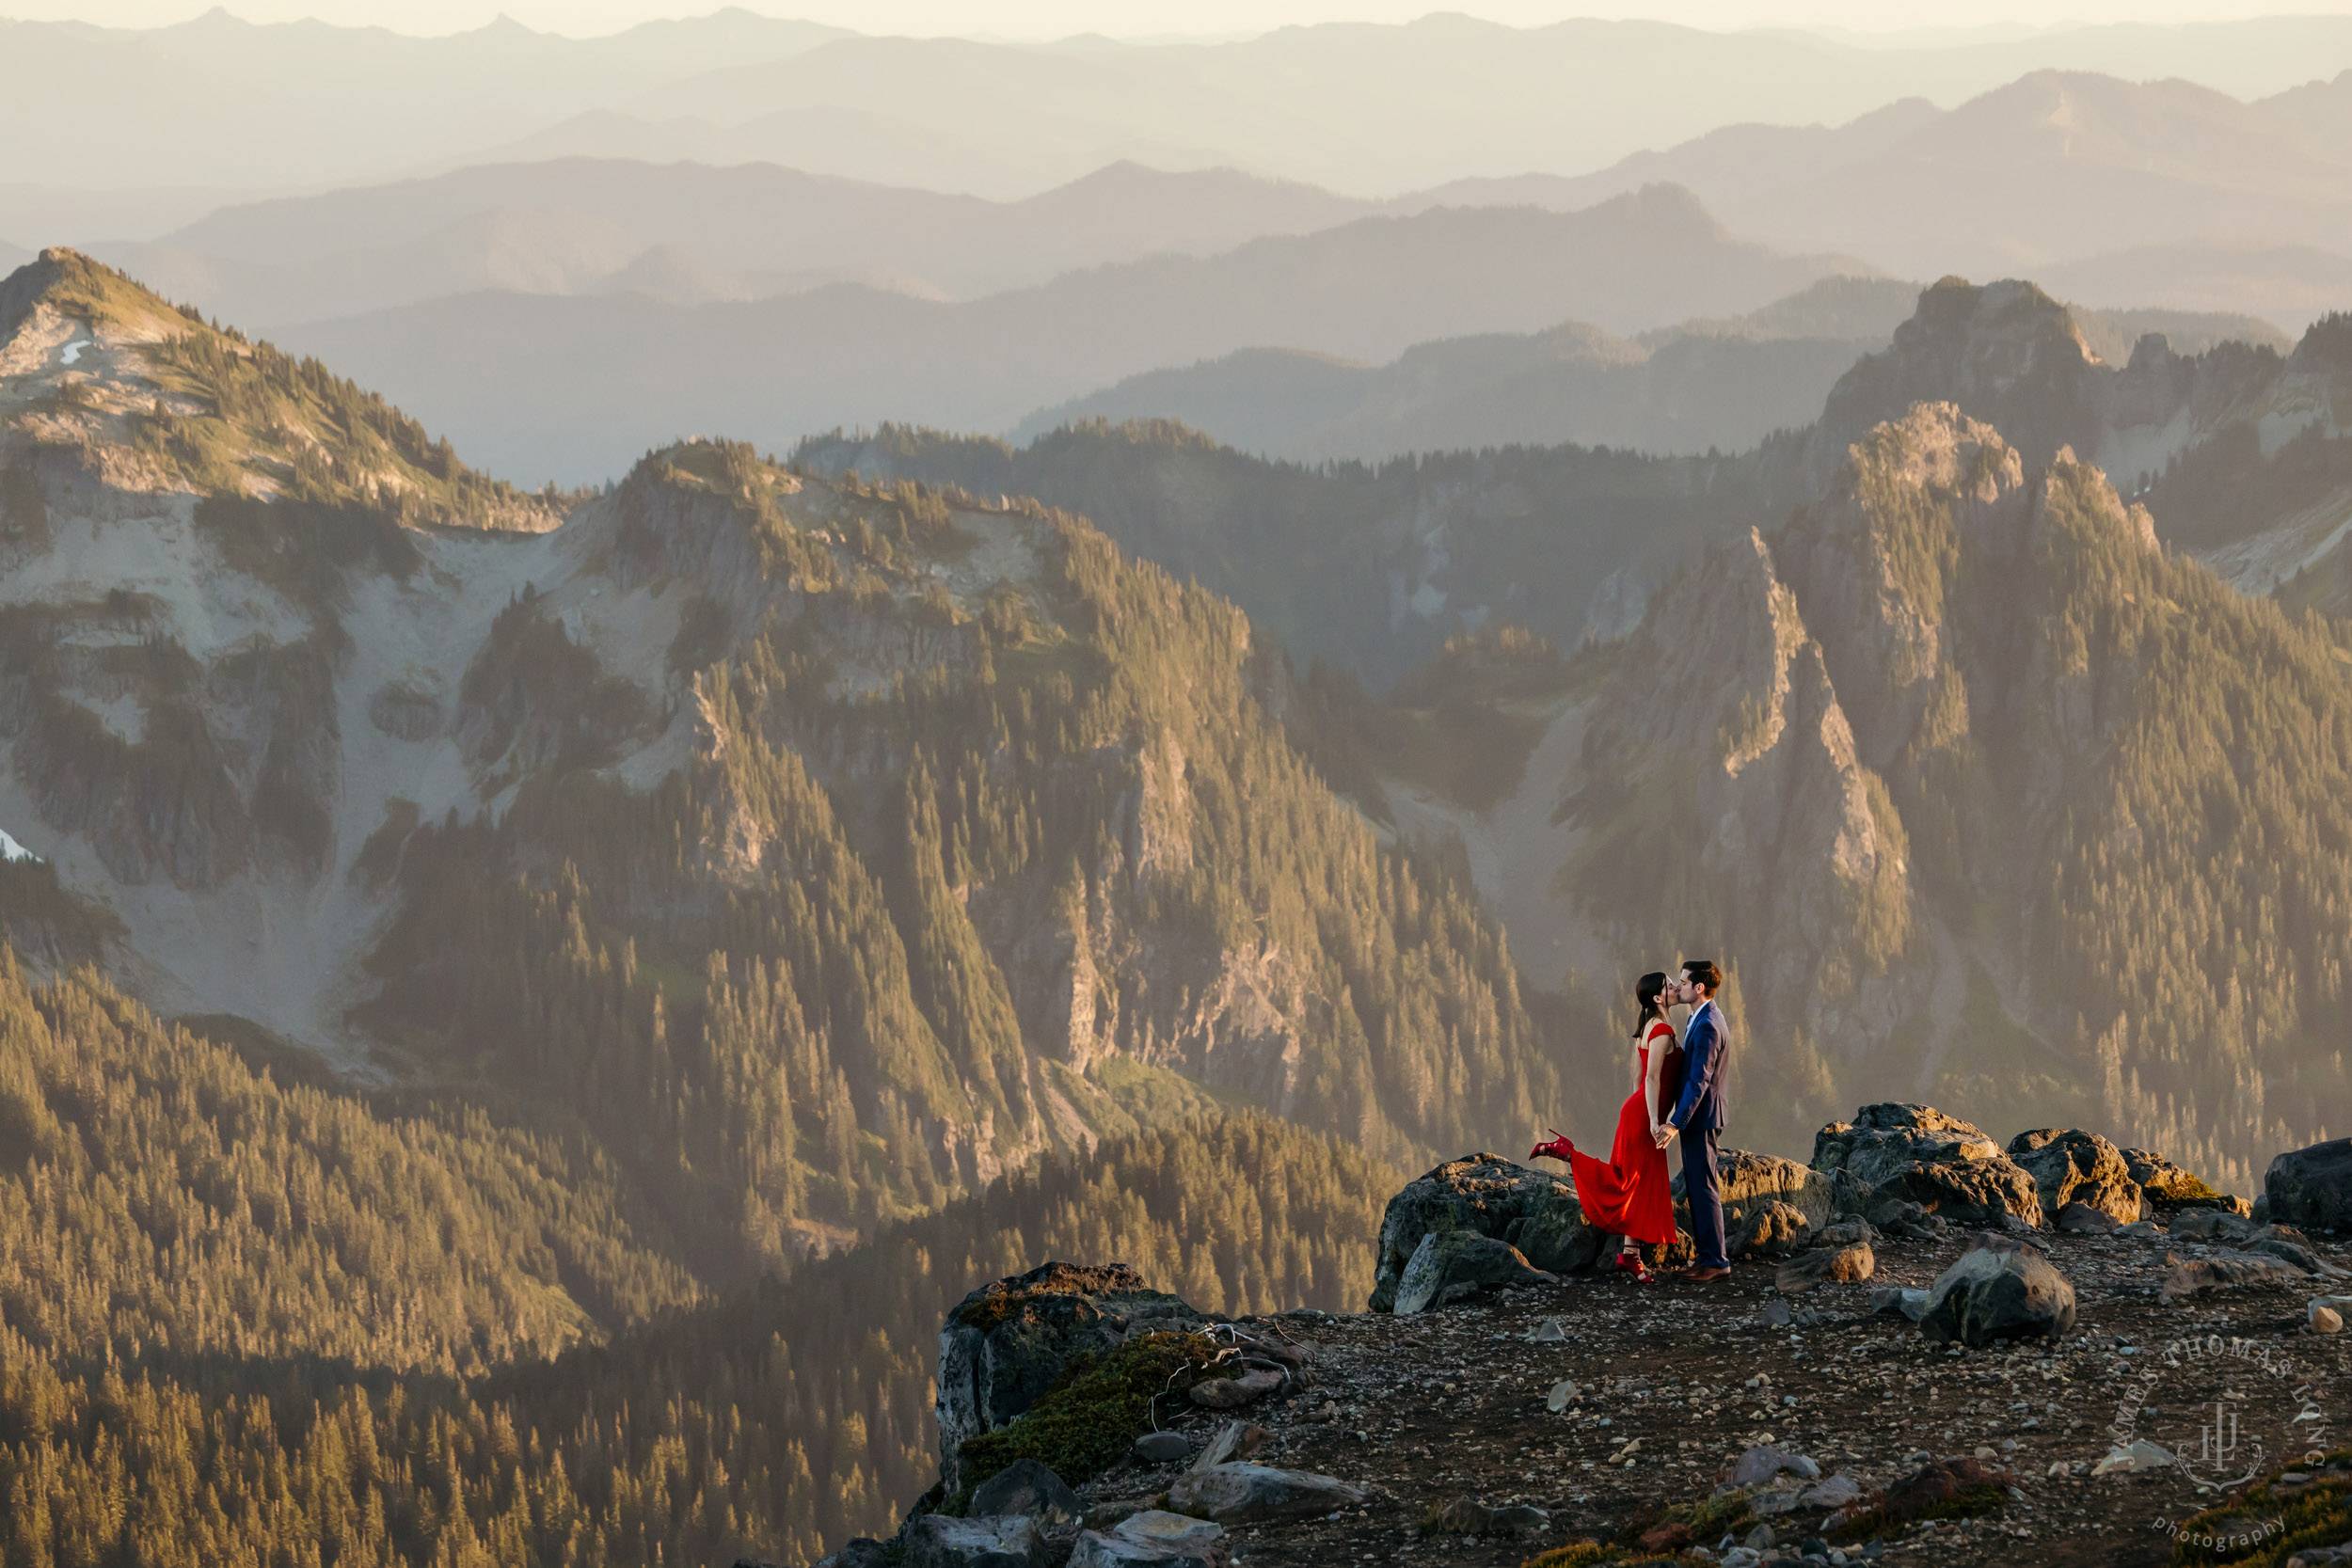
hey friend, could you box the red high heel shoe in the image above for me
[1528,1128,1575,1164]
[1613,1251,1655,1283]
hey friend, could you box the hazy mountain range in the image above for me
[1014,276,2286,465]
[15,9,2352,219]
[277,184,1866,485]
[85,161,1372,328]
[1422,69,2352,327]
[0,61,2328,499]
[8,67,2345,337]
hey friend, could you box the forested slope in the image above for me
[0,954,1391,1562]
[349,439,1579,1275]
[0,250,1580,1565]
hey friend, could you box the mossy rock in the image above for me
[1832,1482,2007,1543]
[949,1329,1227,1512]
[2169,1446,2352,1565]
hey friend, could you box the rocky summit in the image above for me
[836,1105,2352,1568]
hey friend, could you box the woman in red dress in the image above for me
[1530,971,1681,1281]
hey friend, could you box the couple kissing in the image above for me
[1530,959,1729,1284]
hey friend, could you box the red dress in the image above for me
[1569,1021,1678,1245]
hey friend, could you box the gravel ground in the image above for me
[1079,1223,2352,1568]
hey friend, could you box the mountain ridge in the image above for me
[277,184,1866,485]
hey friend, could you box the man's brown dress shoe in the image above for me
[1678,1266,1731,1282]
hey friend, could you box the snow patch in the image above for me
[0,830,40,863]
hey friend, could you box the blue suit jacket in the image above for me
[1668,1001,1729,1134]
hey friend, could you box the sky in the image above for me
[9,0,2351,38]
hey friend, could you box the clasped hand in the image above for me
[1651,1121,1677,1149]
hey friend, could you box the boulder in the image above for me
[1674,1149,1836,1233]
[903,1513,1040,1568]
[1187,1368,1284,1408]
[2170,1209,2258,1243]
[2008,1129,2141,1227]
[1731,1446,1821,1487]
[969,1459,1081,1523]
[1918,1233,2076,1344]
[1812,1104,2042,1227]
[2124,1147,2234,1215]
[1368,1155,1597,1311]
[2268,1138,2352,1231]
[2161,1248,2312,1299]
[1115,1513,1222,1550]
[1862,1196,1953,1240]
[1800,1472,1865,1511]
[2091,1440,2174,1475]
[1133,1432,1189,1465]
[1191,1420,1269,1471]
[937,1262,1200,1492]
[1775,1242,1873,1292]
[1870,1286,1930,1322]
[2056,1202,2120,1234]
[1070,1511,1226,1568]
[1735,1200,1812,1259]
[1167,1463,1365,1524]
[1391,1228,1557,1315]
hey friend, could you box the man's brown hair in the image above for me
[1682,958,1723,993]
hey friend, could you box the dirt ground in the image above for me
[1084,1223,2352,1567]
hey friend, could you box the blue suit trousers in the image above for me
[1681,1123,1726,1269]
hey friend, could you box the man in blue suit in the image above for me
[1655,958,1731,1281]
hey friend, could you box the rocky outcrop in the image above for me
[2122,1148,2233,1214]
[936,1262,1200,1492]
[1916,1233,2076,1344]
[1367,1155,1597,1311]
[1736,1200,1812,1258]
[902,1513,1041,1568]
[1812,1104,2043,1228]
[969,1459,1081,1524]
[2008,1129,2141,1227]
[1673,1149,1833,1234]
[1807,278,2106,484]
[1776,1239,1874,1292]
[1391,1230,1557,1314]
[2267,1138,2352,1231]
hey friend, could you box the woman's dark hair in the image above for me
[1632,971,1670,1037]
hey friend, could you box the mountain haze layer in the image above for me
[1440,70,2352,332]
[91,160,1375,329]
[1013,277,2287,466]
[281,185,1862,485]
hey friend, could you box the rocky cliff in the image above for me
[844,1107,2352,1568]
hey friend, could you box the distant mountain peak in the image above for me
[1811,276,2106,479]
[0,249,555,532]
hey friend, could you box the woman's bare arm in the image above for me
[1643,1028,1666,1131]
